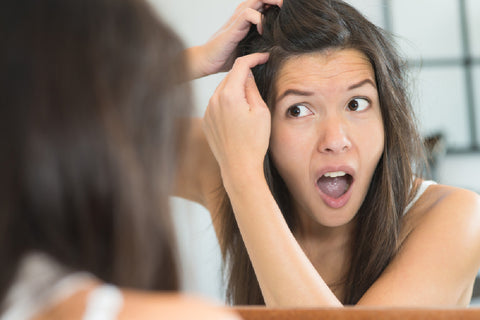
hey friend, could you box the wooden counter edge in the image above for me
[232,306,480,320]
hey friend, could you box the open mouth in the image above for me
[316,171,353,199]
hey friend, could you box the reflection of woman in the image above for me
[0,0,237,318]
[179,0,480,307]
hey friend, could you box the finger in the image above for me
[257,15,264,35]
[228,53,269,88]
[220,1,252,32]
[223,53,269,104]
[243,0,282,33]
[245,8,262,26]
[226,0,281,35]
[245,71,267,110]
[232,8,262,34]
[210,74,229,105]
[263,0,283,7]
[245,0,283,11]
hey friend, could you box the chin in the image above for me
[314,202,361,229]
[319,215,356,229]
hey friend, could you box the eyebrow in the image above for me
[348,78,376,90]
[276,89,314,103]
[276,78,377,103]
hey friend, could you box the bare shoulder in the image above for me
[360,184,480,305]
[119,291,239,320]
[34,284,239,320]
[407,183,480,234]
[403,183,480,259]
[429,183,480,211]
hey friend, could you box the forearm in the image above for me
[223,172,343,307]
[183,46,208,80]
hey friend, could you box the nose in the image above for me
[317,116,352,154]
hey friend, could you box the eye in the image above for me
[347,98,370,112]
[286,104,313,118]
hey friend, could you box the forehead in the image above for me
[275,49,375,96]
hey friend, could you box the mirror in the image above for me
[149,0,480,306]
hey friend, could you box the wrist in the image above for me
[184,46,208,80]
[221,163,267,197]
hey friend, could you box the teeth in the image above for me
[323,171,346,178]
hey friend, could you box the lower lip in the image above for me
[315,180,354,209]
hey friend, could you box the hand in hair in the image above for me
[203,53,270,192]
[185,0,282,79]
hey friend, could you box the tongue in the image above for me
[317,176,350,199]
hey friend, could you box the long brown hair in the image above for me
[220,0,426,305]
[0,0,190,304]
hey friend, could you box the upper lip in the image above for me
[315,165,356,182]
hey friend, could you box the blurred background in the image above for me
[148,0,480,304]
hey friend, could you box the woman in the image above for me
[0,0,238,318]
[178,0,480,307]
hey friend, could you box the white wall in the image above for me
[387,0,480,193]
[148,0,480,303]
[439,154,480,193]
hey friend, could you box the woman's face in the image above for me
[270,49,384,229]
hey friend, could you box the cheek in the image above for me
[359,117,385,167]
[374,114,385,156]
[270,123,310,177]
[270,126,293,169]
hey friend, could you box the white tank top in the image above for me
[1,252,124,320]
[404,180,437,214]
[83,284,123,320]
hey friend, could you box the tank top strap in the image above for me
[404,180,437,215]
[83,284,124,320]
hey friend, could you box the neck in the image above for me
[293,209,356,301]
[294,208,356,249]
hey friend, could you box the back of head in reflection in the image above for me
[1,0,190,305]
